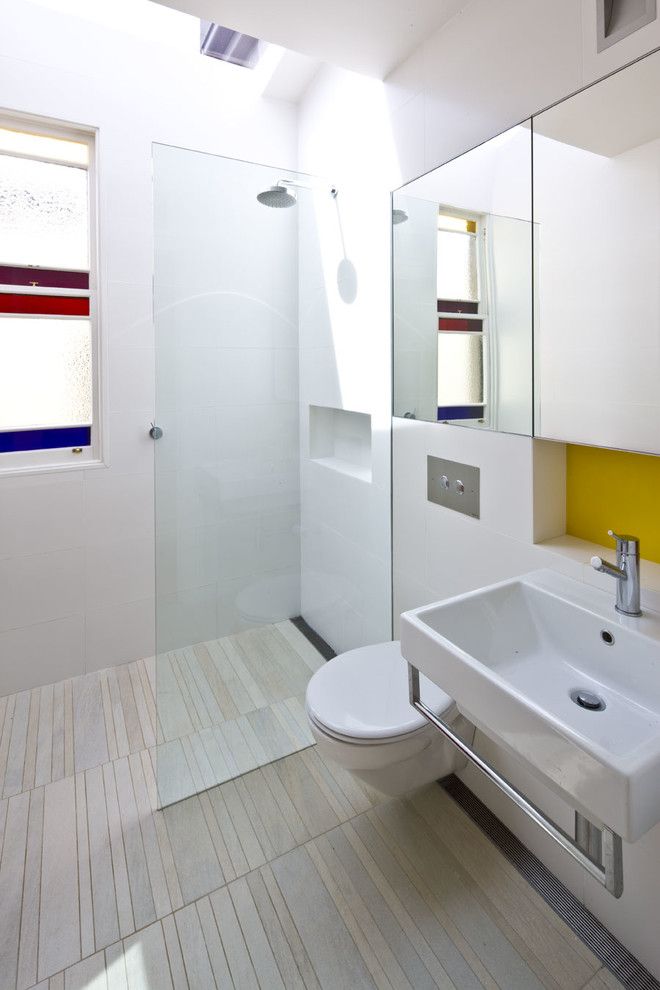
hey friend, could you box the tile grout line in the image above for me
[157,916,182,990]
[81,770,99,960]
[226,878,273,988]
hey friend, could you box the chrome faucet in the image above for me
[591,530,642,616]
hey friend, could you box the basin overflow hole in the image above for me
[601,629,615,645]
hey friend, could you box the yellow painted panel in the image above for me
[566,445,660,563]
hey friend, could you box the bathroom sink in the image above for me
[400,569,660,841]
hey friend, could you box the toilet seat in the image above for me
[307,707,430,746]
[305,640,474,797]
[305,640,455,742]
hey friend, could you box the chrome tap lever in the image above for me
[591,530,641,616]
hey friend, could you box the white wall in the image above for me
[0,0,298,693]
[297,69,395,653]
[298,0,660,974]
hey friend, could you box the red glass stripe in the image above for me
[437,299,479,314]
[439,317,483,332]
[0,294,89,316]
[0,265,89,290]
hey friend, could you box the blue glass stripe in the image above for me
[437,406,485,421]
[0,426,91,453]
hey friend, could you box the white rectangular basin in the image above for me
[401,569,660,841]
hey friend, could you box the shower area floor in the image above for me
[0,620,324,806]
[157,620,324,805]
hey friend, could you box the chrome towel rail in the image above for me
[408,664,623,898]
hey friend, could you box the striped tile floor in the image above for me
[5,780,618,989]
[0,621,322,807]
[0,620,622,989]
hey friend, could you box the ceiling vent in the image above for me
[200,21,264,68]
[597,0,657,51]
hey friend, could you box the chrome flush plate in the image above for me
[427,455,480,518]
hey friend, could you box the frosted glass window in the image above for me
[437,333,483,405]
[438,212,477,234]
[0,155,89,269]
[0,127,89,166]
[437,229,478,302]
[0,316,92,431]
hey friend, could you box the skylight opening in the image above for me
[200,21,266,69]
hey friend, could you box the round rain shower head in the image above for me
[392,208,409,225]
[256,185,297,209]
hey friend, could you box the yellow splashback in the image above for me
[566,445,660,564]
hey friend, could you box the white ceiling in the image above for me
[152,0,469,78]
[534,50,660,158]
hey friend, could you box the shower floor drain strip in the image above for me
[291,615,337,661]
[442,775,660,990]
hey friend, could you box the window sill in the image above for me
[0,455,107,478]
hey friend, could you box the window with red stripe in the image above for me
[0,122,94,458]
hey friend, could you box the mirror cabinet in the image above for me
[392,45,660,456]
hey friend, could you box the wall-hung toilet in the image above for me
[305,640,474,796]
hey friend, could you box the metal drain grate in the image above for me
[441,776,660,990]
[291,616,336,662]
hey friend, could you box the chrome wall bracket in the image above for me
[408,664,624,897]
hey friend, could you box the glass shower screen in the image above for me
[152,145,327,807]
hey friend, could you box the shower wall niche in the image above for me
[309,405,373,482]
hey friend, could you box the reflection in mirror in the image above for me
[534,48,660,454]
[392,123,533,435]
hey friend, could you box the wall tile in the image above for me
[107,409,154,476]
[0,616,85,695]
[84,537,154,610]
[83,471,154,546]
[105,280,154,349]
[0,474,84,557]
[85,597,155,672]
[0,550,84,633]
[108,345,155,414]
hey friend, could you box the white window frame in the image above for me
[0,110,104,477]
[436,205,490,426]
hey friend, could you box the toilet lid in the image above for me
[305,641,455,741]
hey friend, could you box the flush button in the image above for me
[427,456,480,518]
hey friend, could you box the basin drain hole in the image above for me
[570,688,606,712]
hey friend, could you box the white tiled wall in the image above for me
[0,0,298,692]
[297,73,394,653]
[298,0,660,974]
